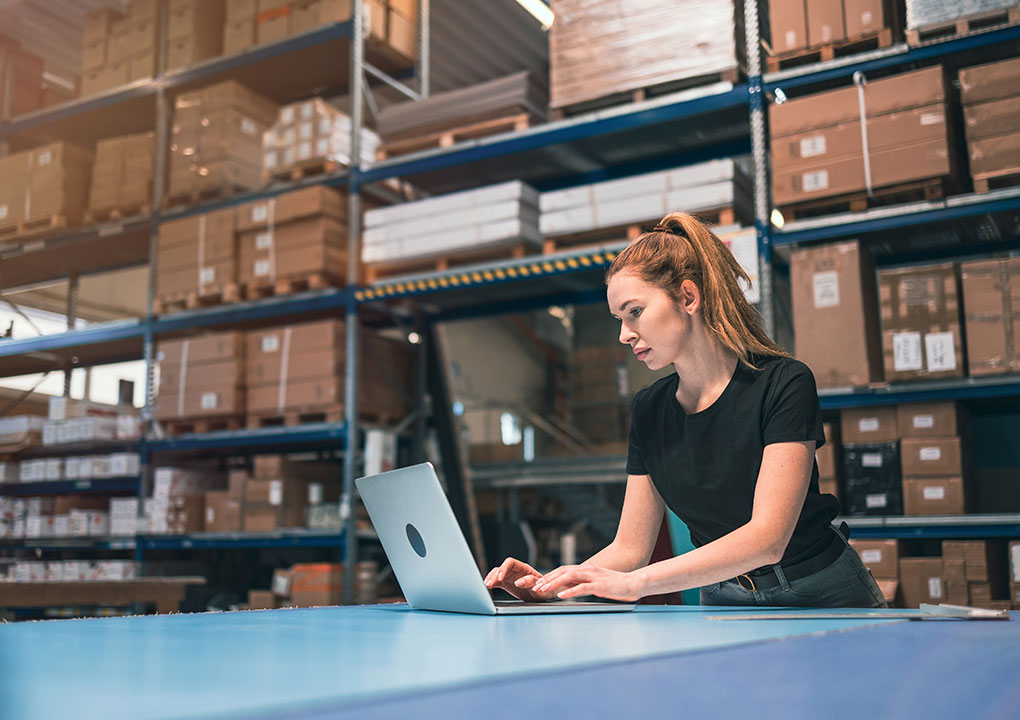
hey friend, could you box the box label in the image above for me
[858,418,880,433]
[200,392,218,410]
[309,482,323,504]
[261,335,280,353]
[269,480,283,506]
[784,30,796,48]
[199,267,215,285]
[254,260,271,277]
[919,447,942,462]
[802,169,829,192]
[38,150,52,166]
[316,138,329,156]
[923,486,946,501]
[252,205,269,223]
[255,232,273,250]
[240,117,257,136]
[865,493,887,508]
[861,550,883,564]
[800,135,827,158]
[0,205,7,219]
[925,332,957,372]
[299,122,313,140]
[913,414,935,429]
[206,507,215,524]
[893,332,923,371]
[812,271,840,309]
[928,577,943,599]
[920,113,942,126]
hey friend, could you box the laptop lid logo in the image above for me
[406,523,427,558]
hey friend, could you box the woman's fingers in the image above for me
[556,583,593,600]
[514,574,539,588]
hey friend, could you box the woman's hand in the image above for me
[483,557,560,602]
[532,565,645,602]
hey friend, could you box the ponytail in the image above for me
[606,212,788,368]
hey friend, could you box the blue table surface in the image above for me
[1,605,1016,720]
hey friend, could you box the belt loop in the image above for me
[772,563,793,592]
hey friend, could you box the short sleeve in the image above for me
[625,394,648,475]
[762,361,826,448]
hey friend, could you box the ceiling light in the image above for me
[515,0,554,30]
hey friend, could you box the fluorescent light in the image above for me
[515,0,554,29]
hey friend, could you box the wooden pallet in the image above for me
[363,242,532,284]
[906,6,1020,46]
[376,113,537,160]
[0,213,69,240]
[161,416,244,435]
[84,204,151,224]
[766,28,894,73]
[163,184,249,209]
[778,178,950,221]
[973,167,1020,194]
[542,207,742,255]
[153,283,242,315]
[247,406,394,429]
[549,68,743,121]
[262,158,342,185]
[243,272,340,300]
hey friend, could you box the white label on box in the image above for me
[920,447,942,462]
[861,453,883,468]
[1011,545,1020,582]
[38,150,52,166]
[206,507,215,525]
[300,101,314,119]
[0,205,7,219]
[784,30,797,48]
[261,335,280,353]
[199,267,216,285]
[923,486,946,501]
[299,122,313,140]
[297,141,312,160]
[928,577,943,599]
[862,11,873,23]
[281,106,294,124]
[252,205,269,223]
[240,117,257,135]
[316,138,329,156]
[254,260,270,277]
[812,271,840,309]
[858,418,880,433]
[913,414,935,429]
[893,332,923,371]
[255,232,273,250]
[200,392,218,410]
[920,113,942,126]
[800,135,827,158]
[264,151,278,169]
[308,482,323,504]
[865,493,887,508]
[802,170,829,192]
[269,480,283,506]
[925,332,957,372]
[861,550,883,564]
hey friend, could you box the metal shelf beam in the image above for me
[146,422,347,453]
[0,478,139,497]
[843,514,1020,539]
[818,375,1020,409]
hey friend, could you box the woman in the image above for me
[484,212,886,608]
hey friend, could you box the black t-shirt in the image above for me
[626,354,837,564]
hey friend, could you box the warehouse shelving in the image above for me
[843,514,1020,539]
[0,477,139,496]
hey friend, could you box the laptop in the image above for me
[356,463,636,615]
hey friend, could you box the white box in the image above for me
[47,561,65,581]
[45,458,63,480]
[110,514,137,536]
[87,511,110,536]
[117,414,141,440]
[69,509,90,536]
[25,515,43,538]
[26,497,55,516]
[108,453,141,477]
[53,515,71,537]
[63,560,90,582]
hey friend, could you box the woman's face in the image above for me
[607,270,697,371]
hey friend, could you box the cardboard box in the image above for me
[159,331,245,368]
[879,262,965,382]
[89,132,155,213]
[228,469,249,499]
[167,37,222,71]
[1011,582,1020,609]
[243,504,278,532]
[841,407,898,443]
[959,57,1020,106]
[227,0,258,21]
[292,0,353,33]
[901,437,962,477]
[896,402,960,438]
[963,96,1020,141]
[807,0,845,46]
[903,476,966,515]
[168,0,226,43]
[10,144,94,227]
[388,7,415,59]
[844,0,886,38]
[842,442,902,516]
[204,491,242,532]
[790,241,884,388]
[248,589,277,609]
[236,186,345,231]
[128,0,160,21]
[770,0,808,54]
[224,17,257,54]
[256,6,291,44]
[970,131,1020,183]
[83,7,124,44]
[850,539,899,578]
[289,563,342,607]
[960,258,1020,376]
[899,557,945,608]
[82,38,108,72]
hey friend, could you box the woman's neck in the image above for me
[672,335,739,414]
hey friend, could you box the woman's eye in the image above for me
[630,308,642,318]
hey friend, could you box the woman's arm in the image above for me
[584,472,666,571]
[536,440,815,601]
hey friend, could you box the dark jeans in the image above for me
[700,527,888,608]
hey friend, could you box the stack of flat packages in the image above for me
[539,159,752,238]
[376,72,548,154]
[235,186,347,291]
[0,143,93,233]
[263,98,378,180]
[246,319,413,422]
[906,0,1017,32]
[959,57,1020,193]
[156,332,246,424]
[88,132,155,218]
[769,0,895,56]
[548,0,744,112]
[155,207,238,307]
[362,181,541,267]
[770,66,952,208]
[168,81,278,202]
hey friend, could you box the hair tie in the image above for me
[652,225,670,233]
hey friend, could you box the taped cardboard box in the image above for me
[790,241,883,388]
[849,539,899,578]
[289,562,342,607]
[841,407,898,443]
[224,16,257,54]
[900,437,963,477]
[843,0,889,38]
[256,5,291,44]
[89,132,155,214]
[807,0,845,46]
[960,258,1020,376]
[958,56,1020,106]
[0,144,94,228]
[899,557,945,608]
[204,491,243,532]
[156,260,236,297]
[248,589,277,609]
[903,476,966,515]
[236,186,346,231]
[896,402,961,438]
[159,332,245,367]
[769,0,808,54]
[243,500,305,531]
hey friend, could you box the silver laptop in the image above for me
[356,463,636,615]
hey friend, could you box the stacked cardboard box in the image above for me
[770,66,953,207]
[266,560,377,606]
[878,262,965,382]
[816,421,839,500]
[840,407,902,515]
[898,403,967,515]
[790,241,884,388]
[899,556,945,608]
[770,0,894,55]
[0,37,44,118]
[235,186,346,289]
[850,539,899,605]
[147,467,225,534]
[204,470,248,532]
[83,0,162,97]
[88,132,156,217]
[548,0,743,112]
[0,143,93,232]
[168,81,278,201]
[906,0,1018,35]
[943,540,1008,608]
[167,0,226,72]
[960,57,1020,192]
[243,456,340,531]
[246,319,412,421]
[960,257,1020,376]
[156,207,238,303]
[263,98,378,179]
[156,332,246,422]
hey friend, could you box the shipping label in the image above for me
[812,271,840,309]
[925,332,957,372]
[893,332,923,371]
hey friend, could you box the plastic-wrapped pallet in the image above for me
[263,98,378,180]
[539,159,752,236]
[549,0,744,112]
[362,181,541,264]
[906,0,1017,30]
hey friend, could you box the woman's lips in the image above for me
[635,348,650,360]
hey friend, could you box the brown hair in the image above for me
[606,212,788,368]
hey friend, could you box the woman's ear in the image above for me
[680,279,701,315]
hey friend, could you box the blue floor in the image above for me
[0,605,1012,719]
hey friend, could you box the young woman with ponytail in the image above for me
[484,212,887,608]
